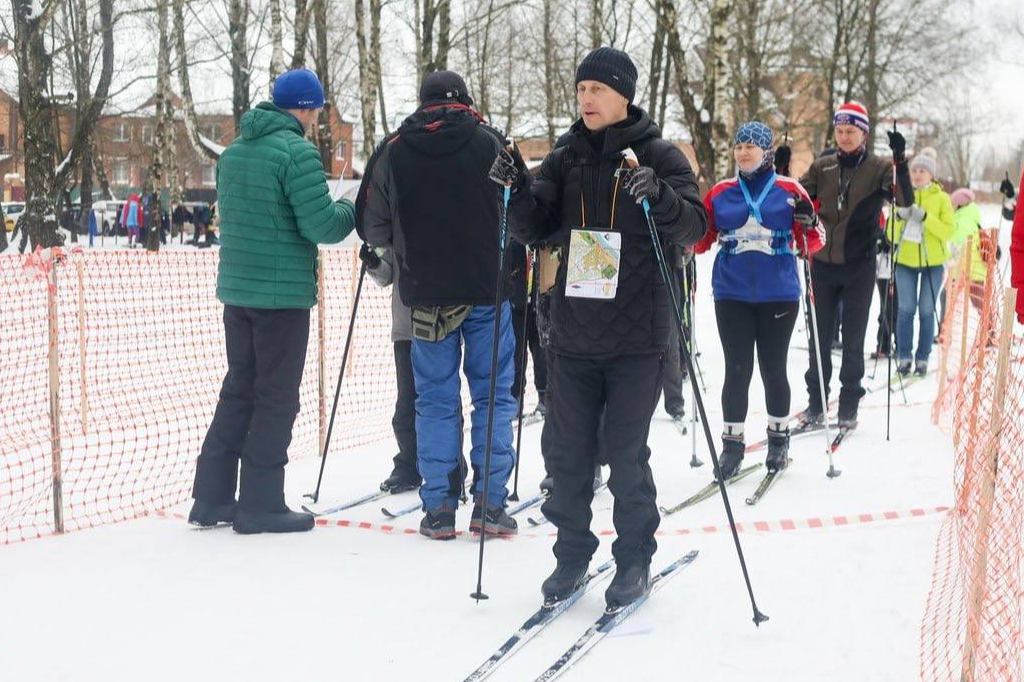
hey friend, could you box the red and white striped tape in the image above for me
[149,505,950,538]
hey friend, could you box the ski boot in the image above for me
[605,562,650,610]
[838,403,859,430]
[419,505,457,540]
[801,405,825,427]
[380,468,422,494]
[541,561,590,604]
[897,359,912,376]
[470,502,518,536]
[188,499,236,528]
[914,360,928,377]
[765,430,790,473]
[718,436,744,480]
[233,507,315,534]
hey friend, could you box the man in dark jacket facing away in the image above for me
[188,69,356,534]
[790,102,912,427]
[362,71,527,540]
[491,47,707,609]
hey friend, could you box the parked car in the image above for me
[3,202,25,232]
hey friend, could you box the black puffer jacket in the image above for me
[508,107,707,359]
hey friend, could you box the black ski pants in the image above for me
[876,278,897,354]
[390,341,420,482]
[512,300,548,402]
[715,299,799,424]
[541,352,661,567]
[193,305,309,512]
[804,258,876,413]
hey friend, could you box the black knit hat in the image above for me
[575,47,638,103]
[419,70,474,106]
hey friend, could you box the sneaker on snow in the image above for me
[593,465,603,491]
[541,561,590,604]
[897,359,912,376]
[419,506,457,540]
[232,507,314,534]
[718,437,744,480]
[469,503,518,536]
[379,469,422,494]
[914,360,928,377]
[765,431,789,473]
[188,499,236,527]
[605,562,650,610]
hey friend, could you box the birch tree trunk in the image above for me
[709,0,733,180]
[228,0,250,132]
[355,0,378,158]
[269,0,287,89]
[174,0,220,160]
[145,0,171,252]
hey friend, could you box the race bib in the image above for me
[565,228,621,300]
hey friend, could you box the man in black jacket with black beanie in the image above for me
[363,70,528,540]
[491,47,707,609]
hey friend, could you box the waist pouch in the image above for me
[411,305,473,342]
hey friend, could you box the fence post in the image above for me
[318,250,327,458]
[76,256,88,435]
[47,251,65,534]
[959,287,1018,682]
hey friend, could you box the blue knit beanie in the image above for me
[734,121,774,151]
[272,69,325,110]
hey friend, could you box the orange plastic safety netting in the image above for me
[922,233,1024,682]
[1,246,533,544]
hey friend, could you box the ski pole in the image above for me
[471,139,516,603]
[305,257,368,504]
[622,149,767,626]
[509,248,537,502]
[682,259,702,468]
[797,228,840,479]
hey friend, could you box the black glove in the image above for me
[887,130,906,163]
[1000,176,1015,199]
[359,242,381,269]
[488,149,520,188]
[1003,202,1016,222]
[790,196,818,228]
[877,236,891,254]
[774,145,791,176]
[622,166,661,204]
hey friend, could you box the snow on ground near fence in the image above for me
[0,236,955,680]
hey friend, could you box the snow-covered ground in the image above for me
[0,225,960,682]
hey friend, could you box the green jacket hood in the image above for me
[239,102,305,141]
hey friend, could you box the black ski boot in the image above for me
[718,436,744,480]
[605,562,650,610]
[593,465,604,491]
[838,403,859,430]
[914,360,928,377]
[419,506,456,540]
[539,476,554,495]
[897,359,912,376]
[665,398,685,420]
[765,430,789,473]
[188,499,236,528]
[541,561,589,604]
[470,503,518,536]
[232,507,315,534]
[801,405,824,426]
[380,469,421,494]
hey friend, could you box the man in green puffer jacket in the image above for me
[190,69,355,534]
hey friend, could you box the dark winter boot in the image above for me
[914,360,928,377]
[897,359,912,376]
[765,429,790,473]
[232,507,315,534]
[541,561,590,604]
[801,405,824,426]
[593,465,604,491]
[470,503,518,536]
[188,499,236,528]
[535,394,547,417]
[539,476,554,495]
[605,562,650,610]
[380,469,422,494]
[718,437,745,480]
[419,506,457,540]
[838,402,859,430]
[665,398,686,420]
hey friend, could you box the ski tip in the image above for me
[527,516,545,527]
[381,507,396,518]
[744,497,755,506]
[300,505,317,516]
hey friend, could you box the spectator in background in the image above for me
[120,193,145,248]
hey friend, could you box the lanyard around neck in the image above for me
[738,171,776,224]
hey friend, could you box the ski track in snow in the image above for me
[0,225,961,682]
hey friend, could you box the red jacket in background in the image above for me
[1011,168,1024,323]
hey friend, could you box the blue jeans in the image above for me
[412,303,517,510]
[895,264,944,363]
